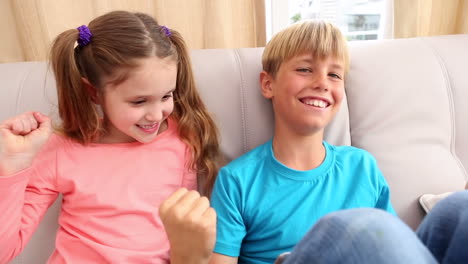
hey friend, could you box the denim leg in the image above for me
[417,191,468,264]
[282,208,437,264]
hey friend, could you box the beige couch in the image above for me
[2,34,468,263]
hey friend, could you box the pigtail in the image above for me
[169,30,222,197]
[49,29,102,144]
[48,12,221,192]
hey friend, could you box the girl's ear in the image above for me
[82,78,100,104]
[260,71,274,99]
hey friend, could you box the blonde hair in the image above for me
[262,20,349,78]
[49,11,220,196]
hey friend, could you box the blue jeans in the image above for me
[417,191,468,263]
[279,191,468,264]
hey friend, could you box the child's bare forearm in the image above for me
[171,255,211,264]
[0,112,51,176]
[160,188,217,264]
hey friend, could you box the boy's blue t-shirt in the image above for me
[211,140,395,264]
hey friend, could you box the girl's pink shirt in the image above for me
[0,118,197,263]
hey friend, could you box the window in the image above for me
[265,0,392,41]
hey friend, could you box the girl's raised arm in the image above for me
[0,111,52,176]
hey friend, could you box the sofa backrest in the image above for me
[2,34,467,263]
[345,35,468,226]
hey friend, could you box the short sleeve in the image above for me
[370,156,397,216]
[376,183,397,215]
[210,167,246,257]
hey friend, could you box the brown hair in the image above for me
[49,11,220,196]
[262,20,349,78]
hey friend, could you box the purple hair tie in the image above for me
[161,25,172,37]
[77,25,92,47]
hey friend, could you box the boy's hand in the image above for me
[0,112,52,176]
[159,188,217,264]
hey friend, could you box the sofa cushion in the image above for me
[346,37,467,229]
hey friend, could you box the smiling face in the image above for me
[98,56,177,144]
[260,54,345,136]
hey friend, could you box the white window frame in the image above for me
[265,0,393,42]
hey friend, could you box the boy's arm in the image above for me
[376,184,397,215]
[209,253,238,264]
[210,167,246,259]
[370,155,397,215]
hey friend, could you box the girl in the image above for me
[0,11,219,264]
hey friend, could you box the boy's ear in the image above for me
[260,71,274,99]
[82,78,100,104]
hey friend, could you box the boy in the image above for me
[208,20,395,263]
[160,20,468,264]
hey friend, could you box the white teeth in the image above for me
[303,99,328,108]
[138,123,157,129]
